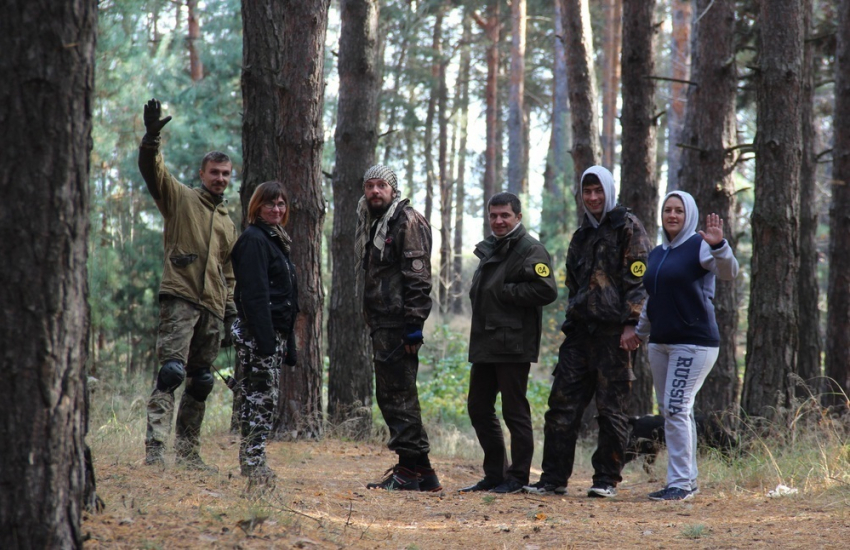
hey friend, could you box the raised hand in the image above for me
[143,98,172,136]
[698,213,724,246]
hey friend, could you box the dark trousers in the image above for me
[540,331,633,487]
[468,362,534,485]
[372,327,430,459]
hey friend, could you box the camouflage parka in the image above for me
[563,205,651,334]
[138,143,237,320]
[362,199,432,330]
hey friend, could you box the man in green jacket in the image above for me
[139,98,238,470]
[460,192,558,494]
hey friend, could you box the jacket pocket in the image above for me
[484,318,524,355]
[169,253,198,268]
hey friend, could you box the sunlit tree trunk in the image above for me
[452,15,472,314]
[241,0,329,439]
[327,0,379,438]
[508,0,527,195]
[742,0,803,418]
[187,0,204,81]
[561,0,601,224]
[438,19,452,315]
[678,0,740,414]
[825,0,850,409]
[666,0,692,192]
[601,0,622,169]
[0,0,96,545]
[423,8,443,225]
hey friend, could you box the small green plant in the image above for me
[482,494,497,505]
[681,524,710,539]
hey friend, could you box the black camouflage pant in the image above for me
[233,318,283,473]
[372,327,430,458]
[540,329,634,487]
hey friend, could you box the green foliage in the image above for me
[681,524,711,540]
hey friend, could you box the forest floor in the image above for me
[82,434,850,549]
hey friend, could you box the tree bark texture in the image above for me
[620,0,658,416]
[742,0,803,418]
[825,0,850,408]
[665,0,692,192]
[241,0,329,439]
[474,3,501,239]
[438,22,452,315]
[797,0,823,397]
[423,9,443,226]
[451,16,472,314]
[601,0,622,169]
[678,0,740,415]
[328,0,380,437]
[0,0,96,546]
[561,0,602,224]
[187,0,204,82]
[542,0,573,244]
[508,0,527,195]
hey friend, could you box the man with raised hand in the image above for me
[139,98,238,471]
[355,164,441,492]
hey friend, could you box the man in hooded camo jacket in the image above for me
[524,165,651,498]
[355,164,441,492]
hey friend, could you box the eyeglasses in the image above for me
[262,201,286,211]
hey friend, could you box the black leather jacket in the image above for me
[232,222,299,355]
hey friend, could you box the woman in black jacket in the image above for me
[231,181,298,483]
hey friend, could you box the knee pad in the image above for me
[185,368,215,402]
[156,360,186,392]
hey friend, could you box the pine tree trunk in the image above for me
[620,0,658,416]
[825,0,850,409]
[474,4,501,239]
[797,0,822,397]
[561,0,602,224]
[0,0,96,546]
[187,0,204,81]
[508,0,527,195]
[438,25,452,315]
[327,0,380,438]
[665,0,692,192]
[451,16,472,315]
[241,0,329,439]
[678,0,740,415]
[423,10,443,226]
[742,0,803,419]
[601,0,622,169]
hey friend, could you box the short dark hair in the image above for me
[247,181,290,226]
[201,151,231,171]
[488,192,522,215]
[581,173,601,187]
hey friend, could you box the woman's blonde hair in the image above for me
[246,181,290,226]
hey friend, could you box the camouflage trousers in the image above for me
[233,318,283,474]
[146,296,222,454]
[539,330,634,487]
[371,327,431,458]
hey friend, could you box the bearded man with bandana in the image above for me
[524,165,651,498]
[355,165,441,492]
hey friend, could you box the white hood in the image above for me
[661,190,699,249]
[580,166,618,228]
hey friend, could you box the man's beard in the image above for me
[367,200,391,217]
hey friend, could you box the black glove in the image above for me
[220,314,237,348]
[143,98,172,138]
[223,375,238,392]
[403,324,424,346]
[284,336,298,366]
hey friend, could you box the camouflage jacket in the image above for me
[362,200,432,330]
[468,224,558,363]
[138,143,237,320]
[564,206,650,334]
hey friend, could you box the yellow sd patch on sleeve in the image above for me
[534,263,551,277]
[630,260,647,277]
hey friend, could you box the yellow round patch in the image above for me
[534,263,551,277]
[630,260,647,277]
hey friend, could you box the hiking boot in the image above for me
[522,480,567,495]
[176,452,218,473]
[648,486,694,501]
[416,466,443,492]
[145,442,165,466]
[587,483,617,498]
[491,477,525,494]
[366,465,420,491]
[458,478,501,493]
